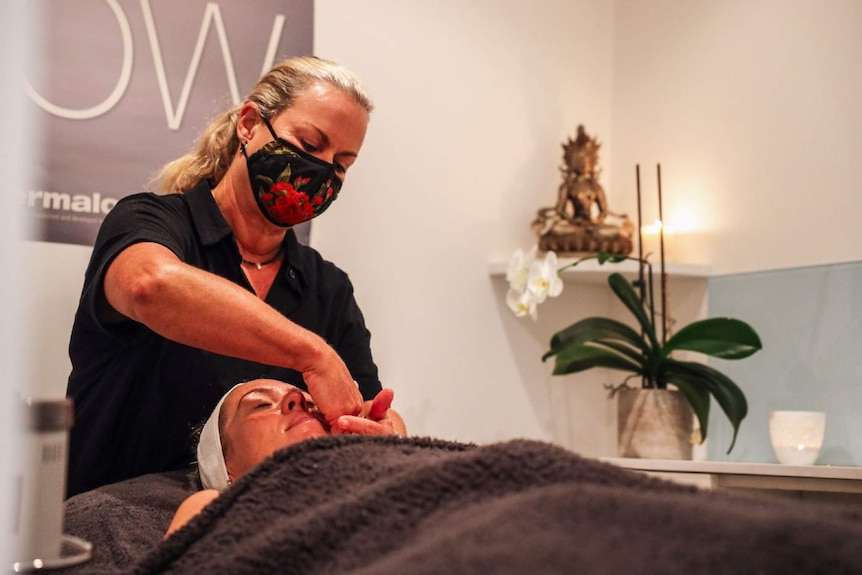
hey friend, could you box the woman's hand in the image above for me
[300,342,365,427]
[333,388,406,437]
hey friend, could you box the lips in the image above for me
[282,412,324,433]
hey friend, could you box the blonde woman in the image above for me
[66,57,401,497]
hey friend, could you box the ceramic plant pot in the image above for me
[617,388,693,460]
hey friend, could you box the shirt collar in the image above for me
[186,180,308,286]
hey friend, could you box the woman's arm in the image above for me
[103,242,363,424]
[165,489,220,538]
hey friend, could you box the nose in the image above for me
[319,154,345,182]
[318,151,336,165]
[280,390,308,414]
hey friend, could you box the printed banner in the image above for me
[23,0,314,246]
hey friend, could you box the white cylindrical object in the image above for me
[14,398,74,565]
[768,410,826,466]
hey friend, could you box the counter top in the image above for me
[600,457,862,498]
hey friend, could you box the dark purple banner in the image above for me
[24,0,314,246]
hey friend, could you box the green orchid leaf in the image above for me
[663,359,748,452]
[544,317,649,361]
[552,345,644,376]
[608,273,661,351]
[664,318,762,359]
[661,373,711,444]
[591,339,644,364]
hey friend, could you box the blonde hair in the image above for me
[156,56,373,194]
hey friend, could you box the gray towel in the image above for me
[64,435,862,574]
[61,469,195,574]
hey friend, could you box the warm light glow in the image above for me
[637,187,711,264]
[641,206,702,236]
[666,205,700,233]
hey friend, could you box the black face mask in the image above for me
[240,116,342,227]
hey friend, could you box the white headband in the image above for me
[197,383,243,491]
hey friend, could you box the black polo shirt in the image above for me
[66,180,381,497]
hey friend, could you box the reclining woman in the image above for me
[166,379,404,537]
[103,380,862,575]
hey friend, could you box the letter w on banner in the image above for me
[23,0,313,246]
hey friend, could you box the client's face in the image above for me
[220,379,329,481]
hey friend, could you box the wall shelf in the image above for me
[488,257,712,284]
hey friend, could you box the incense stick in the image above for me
[636,164,649,389]
[657,163,669,345]
[636,164,645,305]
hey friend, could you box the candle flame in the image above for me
[641,220,663,234]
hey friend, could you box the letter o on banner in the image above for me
[24,0,133,120]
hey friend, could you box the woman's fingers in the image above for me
[334,414,401,437]
[332,389,405,437]
[367,388,394,421]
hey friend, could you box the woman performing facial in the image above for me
[65,56,402,497]
[167,379,401,537]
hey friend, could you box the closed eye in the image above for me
[301,140,319,153]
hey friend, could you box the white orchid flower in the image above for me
[506,245,537,292]
[527,250,564,303]
[506,286,538,320]
[505,247,563,320]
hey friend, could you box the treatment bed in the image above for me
[60,435,862,574]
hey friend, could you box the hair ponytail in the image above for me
[156,107,240,194]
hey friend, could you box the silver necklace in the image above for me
[240,245,284,270]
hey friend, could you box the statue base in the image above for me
[532,207,633,257]
[538,234,632,257]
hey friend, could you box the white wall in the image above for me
[313,0,862,452]
[312,0,618,449]
[610,0,862,274]
[22,241,90,398]
[27,0,862,461]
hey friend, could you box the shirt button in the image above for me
[289,268,296,279]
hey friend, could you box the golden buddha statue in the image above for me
[532,125,633,255]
